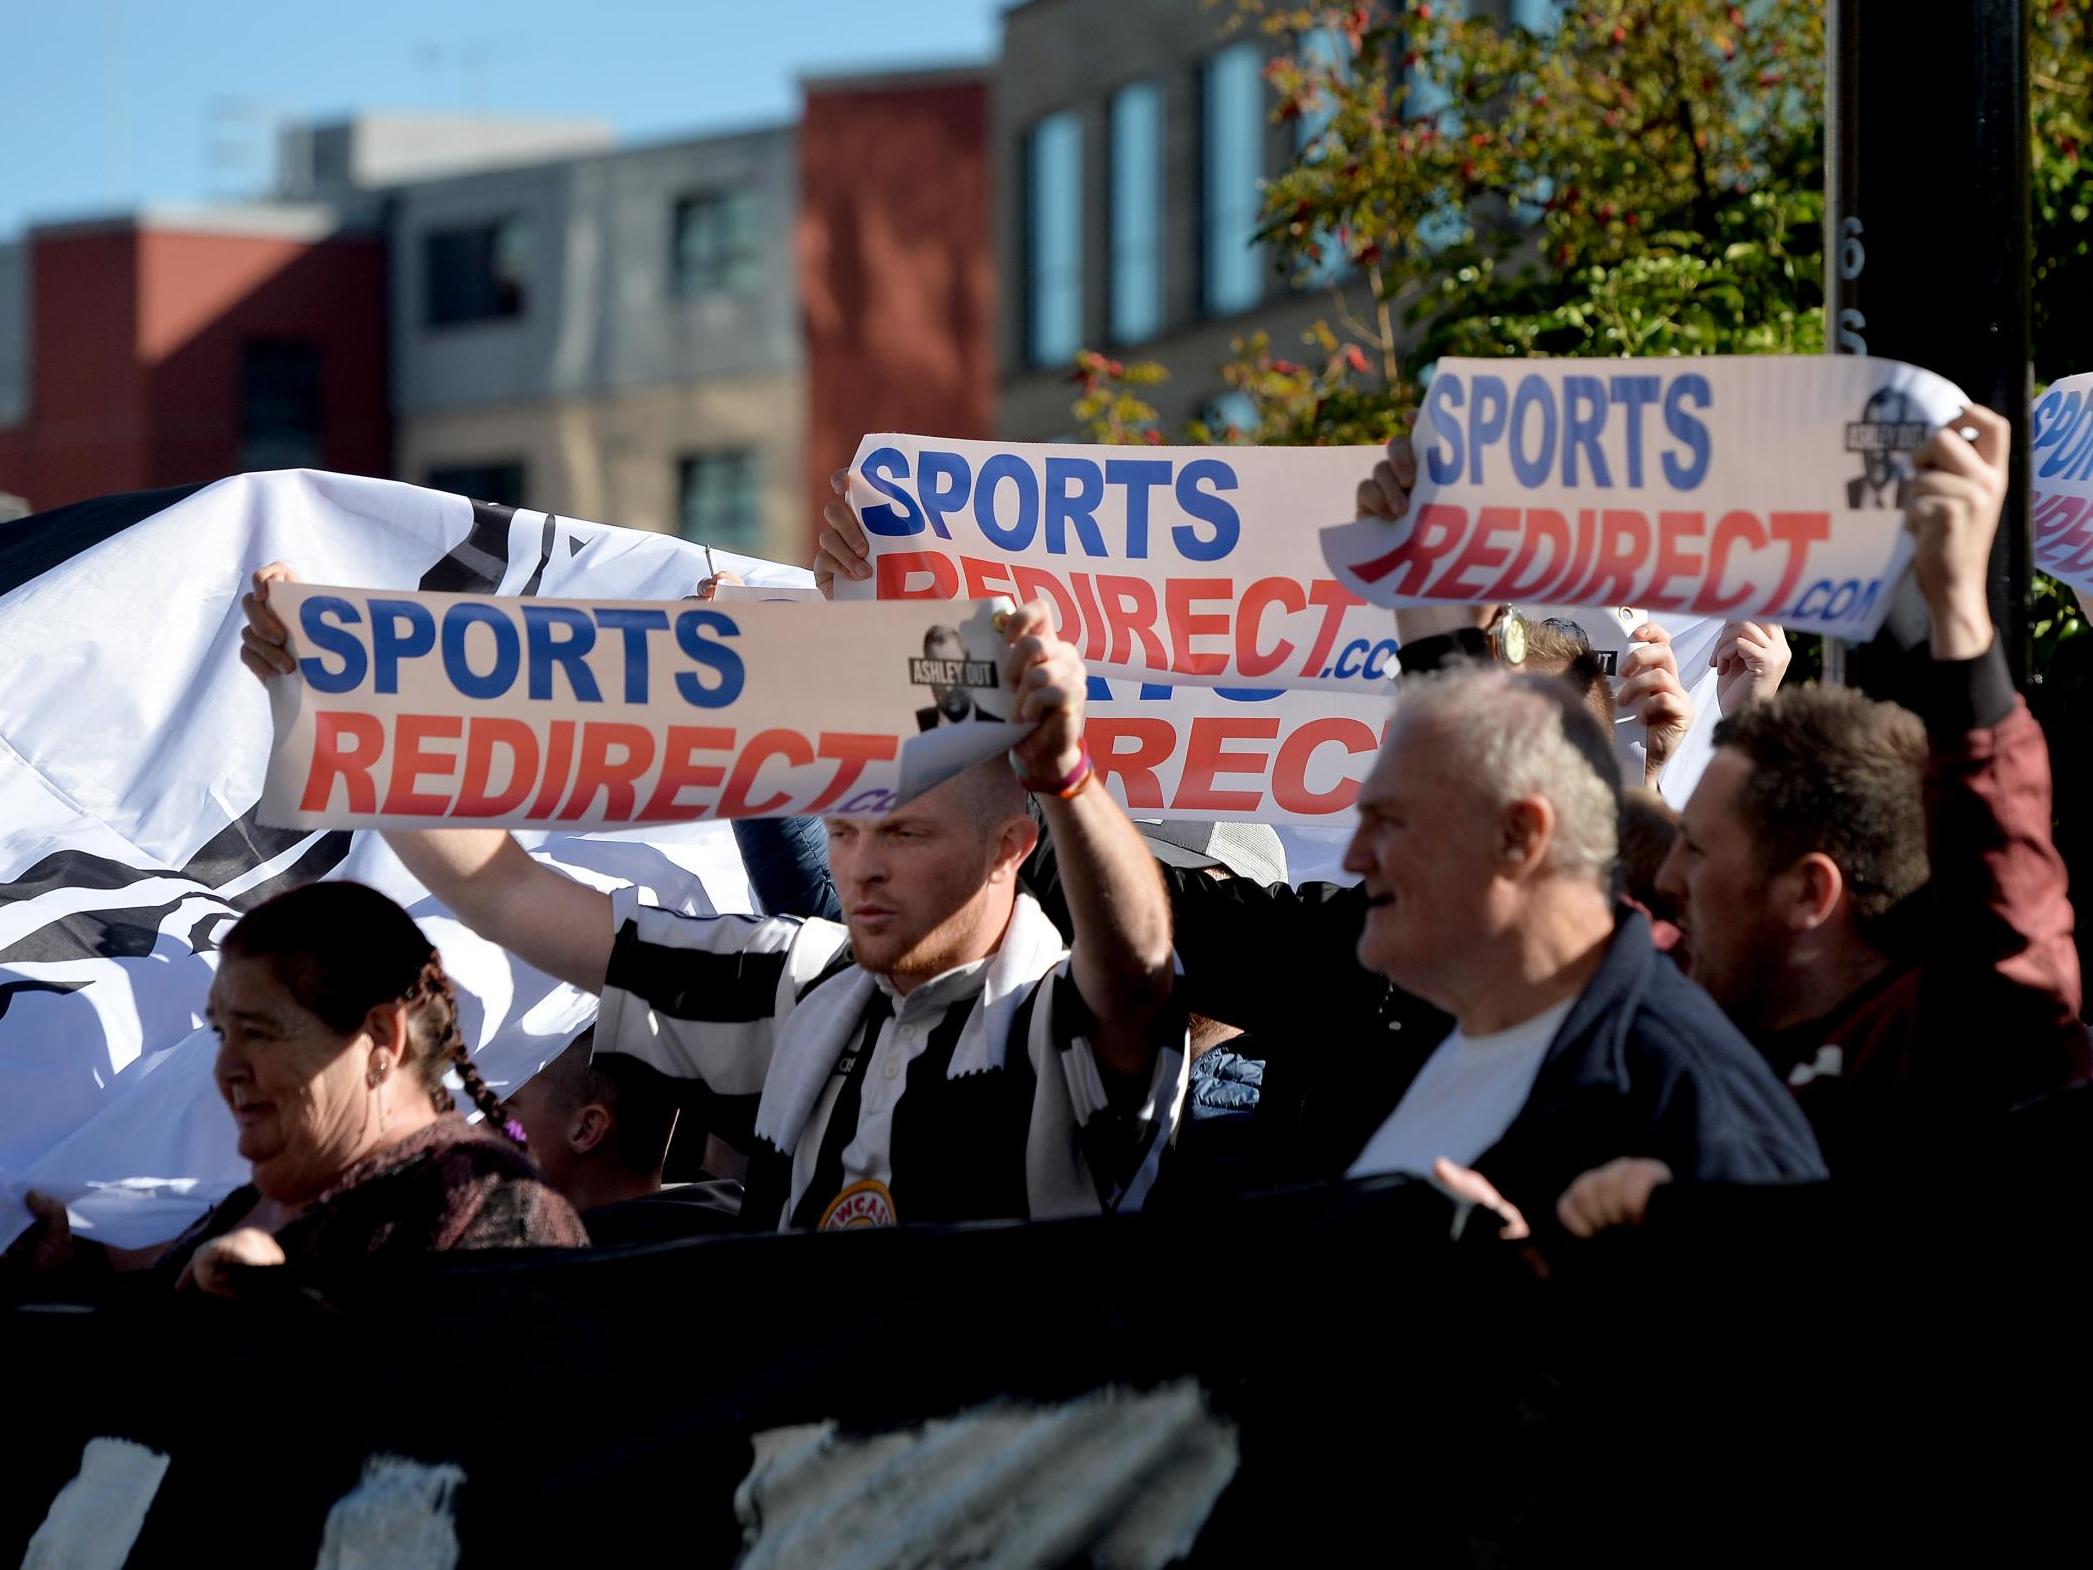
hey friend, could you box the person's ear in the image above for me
[569,1103,612,1157]
[987,812,1039,884]
[360,1001,411,1064]
[1501,796,1553,878]
[1781,852,1846,932]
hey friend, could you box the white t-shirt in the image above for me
[1346,997,1577,1180]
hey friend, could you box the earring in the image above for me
[366,1055,389,1088]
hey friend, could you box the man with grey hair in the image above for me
[1337,662,1824,1225]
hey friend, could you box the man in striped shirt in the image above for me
[241,582,1185,1231]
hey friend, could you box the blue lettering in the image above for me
[859,446,923,537]
[1364,639,1398,679]
[1171,459,1240,561]
[1044,456,1108,557]
[368,597,436,696]
[1106,458,1172,559]
[973,454,1039,550]
[1468,375,1509,484]
[522,606,603,703]
[594,607,672,704]
[1608,375,1661,486]
[918,450,970,540]
[673,609,747,708]
[1215,686,1285,702]
[1562,375,1613,487]
[297,595,366,694]
[1509,375,1558,488]
[439,602,520,700]
[1423,371,1464,485]
[1661,374,1713,489]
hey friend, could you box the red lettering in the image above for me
[1012,565,1082,643]
[1437,506,1521,597]
[559,722,656,822]
[1298,579,1362,682]
[960,554,1016,603]
[1096,574,1167,670]
[638,726,734,821]
[382,713,462,817]
[1391,503,1467,596]
[720,728,815,817]
[1174,717,1280,814]
[1559,509,1651,608]
[1763,511,1832,614]
[804,732,900,814]
[1088,718,1175,809]
[1534,508,1598,604]
[1236,576,1305,678]
[1695,511,1766,614]
[527,720,578,819]
[298,711,385,815]
[1643,511,1705,611]
[1481,508,1572,602]
[1067,571,1108,663]
[1273,717,1378,816]
[1164,577,1234,676]
[455,718,541,818]
[875,551,960,600]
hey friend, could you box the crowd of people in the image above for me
[6,402,2084,1295]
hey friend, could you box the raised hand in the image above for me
[1711,620,1791,714]
[999,598,1086,787]
[239,562,300,680]
[1618,621,1693,785]
[1908,404,2009,662]
[814,468,872,599]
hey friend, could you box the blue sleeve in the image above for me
[730,816,841,922]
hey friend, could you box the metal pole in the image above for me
[1825,0,2032,700]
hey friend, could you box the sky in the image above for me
[0,0,1007,237]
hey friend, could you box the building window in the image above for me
[1295,26,1354,289]
[240,342,322,471]
[1109,82,1165,344]
[1025,111,1084,368]
[677,450,762,551]
[1202,42,1267,317]
[426,462,526,508]
[424,216,529,328]
[672,189,761,297]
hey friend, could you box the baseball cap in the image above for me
[1135,819,1289,886]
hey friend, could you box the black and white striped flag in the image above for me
[0,469,809,1249]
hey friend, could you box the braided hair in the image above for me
[219,880,522,1144]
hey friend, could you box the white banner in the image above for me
[0,469,811,1251]
[833,434,1400,826]
[259,586,1022,830]
[836,434,1391,694]
[1321,354,1969,639]
[2032,371,2093,596]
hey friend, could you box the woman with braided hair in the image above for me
[157,880,587,1292]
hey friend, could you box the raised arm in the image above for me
[1001,600,1175,1078]
[1906,407,2088,1096]
[240,564,613,993]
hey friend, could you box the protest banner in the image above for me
[829,434,1400,827]
[258,585,1024,831]
[1320,354,1969,639]
[0,469,814,1254]
[834,434,1391,694]
[2031,371,2093,596]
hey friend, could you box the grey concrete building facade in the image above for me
[388,124,806,564]
[994,0,1517,441]
[995,0,1335,439]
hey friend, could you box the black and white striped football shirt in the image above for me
[595,887,1186,1231]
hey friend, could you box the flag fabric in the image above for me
[0,468,811,1250]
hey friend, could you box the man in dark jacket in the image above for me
[1320,662,1823,1221]
[1656,404,2089,1173]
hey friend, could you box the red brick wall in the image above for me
[0,224,387,515]
[799,76,996,559]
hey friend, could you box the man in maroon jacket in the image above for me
[1655,404,2089,1174]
